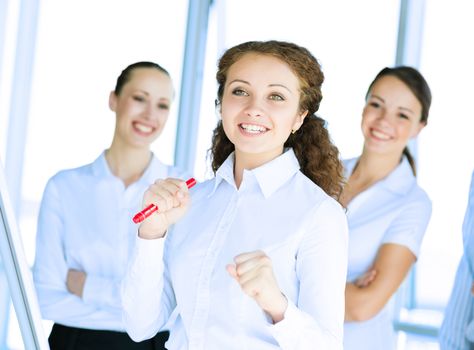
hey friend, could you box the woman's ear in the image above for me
[292,110,309,132]
[411,120,426,138]
[109,91,117,112]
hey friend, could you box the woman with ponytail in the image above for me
[341,66,432,350]
[122,40,348,349]
[33,61,187,350]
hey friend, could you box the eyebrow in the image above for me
[399,106,414,114]
[135,90,150,96]
[370,94,415,114]
[228,79,293,94]
[370,95,384,103]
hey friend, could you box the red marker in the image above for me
[132,178,197,224]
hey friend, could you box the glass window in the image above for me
[0,0,20,163]
[416,1,474,309]
[2,0,188,345]
[22,0,188,207]
[6,295,23,349]
[1,160,48,349]
[1,1,26,348]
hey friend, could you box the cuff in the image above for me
[127,235,166,285]
[268,299,300,348]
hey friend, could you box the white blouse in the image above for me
[343,157,432,350]
[122,149,348,350]
[33,152,187,331]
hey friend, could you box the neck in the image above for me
[339,148,403,207]
[105,141,151,187]
[353,148,402,183]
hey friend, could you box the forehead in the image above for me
[369,75,420,108]
[125,68,172,92]
[227,53,300,89]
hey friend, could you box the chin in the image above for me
[364,141,389,153]
[128,138,152,149]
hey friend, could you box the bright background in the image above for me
[1,1,474,349]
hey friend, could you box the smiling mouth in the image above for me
[133,122,155,135]
[370,128,392,141]
[239,123,269,134]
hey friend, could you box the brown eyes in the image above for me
[269,94,284,101]
[232,89,248,96]
[133,96,145,102]
[369,102,380,108]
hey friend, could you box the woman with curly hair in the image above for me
[122,40,348,349]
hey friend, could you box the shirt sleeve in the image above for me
[439,255,474,350]
[33,177,100,322]
[381,193,432,258]
[270,198,348,350]
[122,235,176,342]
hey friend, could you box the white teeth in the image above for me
[134,123,153,133]
[241,123,266,133]
[371,129,390,140]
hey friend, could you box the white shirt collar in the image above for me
[344,156,416,195]
[210,148,301,198]
[91,151,169,184]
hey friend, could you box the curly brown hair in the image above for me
[210,40,344,200]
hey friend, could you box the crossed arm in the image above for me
[345,243,416,322]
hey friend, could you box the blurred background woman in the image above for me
[341,66,432,350]
[33,61,188,350]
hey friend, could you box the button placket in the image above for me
[188,193,239,349]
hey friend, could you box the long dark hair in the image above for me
[366,66,431,176]
[210,40,344,200]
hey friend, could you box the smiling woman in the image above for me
[109,64,174,155]
[340,66,433,350]
[361,76,425,162]
[219,53,306,182]
[32,61,189,350]
[121,40,348,350]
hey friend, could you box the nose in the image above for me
[244,96,264,118]
[143,103,160,120]
[376,109,393,124]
